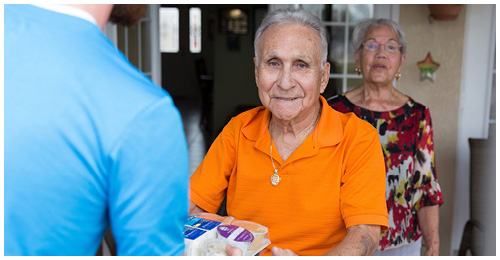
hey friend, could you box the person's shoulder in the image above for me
[327,94,353,113]
[338,110,374,130]
[90,41,169,102]
[406,97,432,120]
[407,97,429,111]
[330,108,378,140]
[231,106,266,126]
[220,106,267,141]
[322,96,366,131]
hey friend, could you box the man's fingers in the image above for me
[271,246,297,256]
[226,244,243,256]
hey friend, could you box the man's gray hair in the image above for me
[352,18,407,55]
[254,9,328,67]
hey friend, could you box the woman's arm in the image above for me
[413,107,442,256]
[417,205,440,255]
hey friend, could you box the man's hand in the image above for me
[226,244,243,256]
[271,246,298,256]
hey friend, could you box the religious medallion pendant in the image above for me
[271,172,281,186]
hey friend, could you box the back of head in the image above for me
[352,18,407,54]
[254,8,328,65]
[109,4,147,27]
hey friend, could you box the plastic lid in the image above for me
[217,225,254,243]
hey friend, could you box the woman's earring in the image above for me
[355,67,361,76]
[395,72,401,81]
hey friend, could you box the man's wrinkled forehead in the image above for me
[258,24,322,60]
[261,50,314,63]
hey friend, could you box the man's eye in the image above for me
[297,63,307,69]
[269,61,279,67]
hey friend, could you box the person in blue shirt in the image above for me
[4,4,189,256]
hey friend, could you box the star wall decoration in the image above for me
[417,52,440,82]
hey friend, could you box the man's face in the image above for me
[254,24,330,122]
[109,4,147,27]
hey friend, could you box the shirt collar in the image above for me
[243,96,343,149]
[315,95,343,148]
[32,4,98,25]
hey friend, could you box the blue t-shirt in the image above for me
[4,5,189,256]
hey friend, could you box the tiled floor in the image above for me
[174,98,210,176]
[174,97,228,216]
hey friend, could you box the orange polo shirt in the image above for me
[190,96,388,256]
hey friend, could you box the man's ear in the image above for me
[320,62,330,94]
[254,57,259,87]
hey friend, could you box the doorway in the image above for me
[159,5,215,175]
[160,5,213,102]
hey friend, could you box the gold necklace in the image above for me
[269,108,322,186]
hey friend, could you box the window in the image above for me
[299,4,375,95]
[189,7,202,53]
[160,7,179,53]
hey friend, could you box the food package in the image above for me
[199,238,229,256]
[188,213,271,256]
[216,225,254,255]
[231,220,270,254]
[183,216,222,256]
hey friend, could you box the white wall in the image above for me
[399,4,466,254]
[451,4,495,254]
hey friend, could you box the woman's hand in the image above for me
[271,246,298,256]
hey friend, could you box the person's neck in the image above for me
[360,82,396,111]
[64,4,113,31]
[269,102,321,160]
[270,103,321,139]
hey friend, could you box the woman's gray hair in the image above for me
[254,9,328,67]
[352,18,407,55]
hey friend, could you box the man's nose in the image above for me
[277,66,294,89]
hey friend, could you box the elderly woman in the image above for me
[189,9,388,256]
[328,19,444,256]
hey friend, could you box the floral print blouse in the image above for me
[328,94,444,250]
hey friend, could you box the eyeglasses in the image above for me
[361,40,402,53]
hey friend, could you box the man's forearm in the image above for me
[324,225,380,256]
[189,201,207,215]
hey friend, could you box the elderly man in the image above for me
[189,9,388,256]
